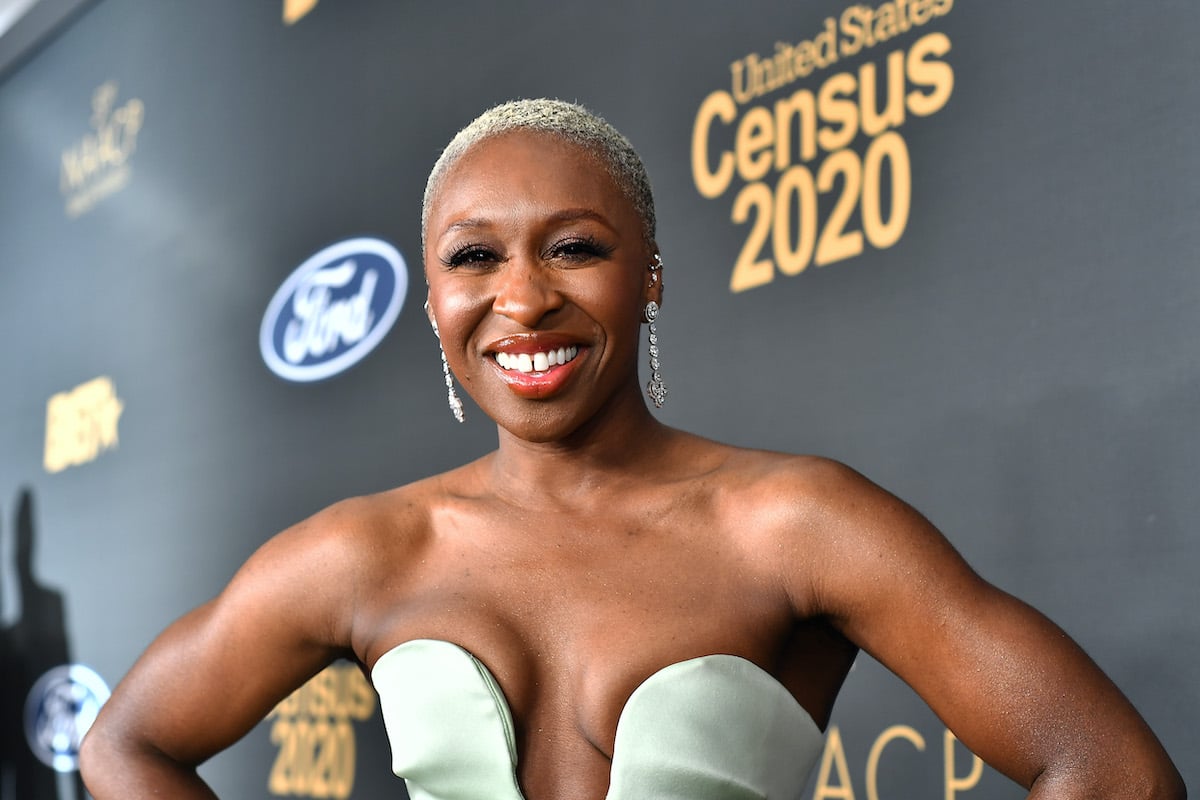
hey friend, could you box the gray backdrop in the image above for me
[0,1,1195,798]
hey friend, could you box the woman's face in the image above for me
[424,130,659,442]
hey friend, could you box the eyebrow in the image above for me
[442,207,619,236]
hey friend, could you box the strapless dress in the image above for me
[371,639,825,799]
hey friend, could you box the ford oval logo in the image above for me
[260,237,408,382]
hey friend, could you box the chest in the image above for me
[410,494,773,623]
[358,498,804,775]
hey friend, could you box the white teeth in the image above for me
[495,346,579,374]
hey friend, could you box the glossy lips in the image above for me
[489,341,584,398]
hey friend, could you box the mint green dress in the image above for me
[372,639,825,799]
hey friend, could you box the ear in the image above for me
[644,247,664,308]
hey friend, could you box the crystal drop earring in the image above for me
[425,300,465,423]
[644,255,667,408]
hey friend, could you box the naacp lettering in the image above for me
[261,238,408,381]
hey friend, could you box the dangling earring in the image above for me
[425,301,465,423]
[644,255,667,408]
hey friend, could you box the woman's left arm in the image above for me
[787,459,1185,799]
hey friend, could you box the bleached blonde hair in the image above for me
[422,99,656,248]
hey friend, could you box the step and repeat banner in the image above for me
[1,1,1196,798]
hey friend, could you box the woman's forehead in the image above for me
[444,130,611,189]
[427,132,634,232]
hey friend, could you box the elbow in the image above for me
[1153,765,1187,800]
[1116,764,1185,800]
[1129,745,1187,800]
[78,714,126,798]
[1115,765,1186,800]
[1125,771,1187,800]
[77,723,106,795]
[1033,753,1186,800]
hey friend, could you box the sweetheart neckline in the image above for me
[370,637,819,737]
[371,638,824,800]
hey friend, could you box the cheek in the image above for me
[604,273,651,325]
[571,284,647,355]
[425,282,490,359]
[432,289,478,324]
[568,263,646,312]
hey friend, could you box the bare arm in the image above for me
[79,501,368,798]
[787,460,1185,800]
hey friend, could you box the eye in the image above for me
[546,235,615,264]
[441,243,500,270]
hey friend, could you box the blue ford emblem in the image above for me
[260,237,408,381]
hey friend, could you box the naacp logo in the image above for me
[24,664,111,772]
[60,80,144,218]
[261,237,407,381]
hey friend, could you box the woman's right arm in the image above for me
[79,500,370,797]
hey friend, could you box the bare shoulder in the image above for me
[712,448,868,495]
[703,446,904,538]
[270,460,486,559]
[700,447,957,617]
[217,467,473,650]
[270,479,435,566]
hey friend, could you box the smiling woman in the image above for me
[78,99,1185,800]
[422,124,655,437]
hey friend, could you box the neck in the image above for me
[486,384,673,511]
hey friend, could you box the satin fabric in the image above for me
[372,639,825,800]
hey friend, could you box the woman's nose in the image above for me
[492,257,563,328]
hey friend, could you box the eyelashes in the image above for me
[439,235,615,269]
[441,243,496,269]
[551,235,615,261]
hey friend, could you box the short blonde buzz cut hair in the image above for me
[422,99,657,249]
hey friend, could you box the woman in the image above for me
[80,99,1185,799]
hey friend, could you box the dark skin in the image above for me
[80,131,1185,800]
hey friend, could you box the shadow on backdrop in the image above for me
[0,489,86,800]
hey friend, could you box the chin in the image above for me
[494,404,587,445]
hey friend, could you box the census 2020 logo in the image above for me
[260,237,408,382]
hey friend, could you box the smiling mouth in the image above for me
[494,346,580,374]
